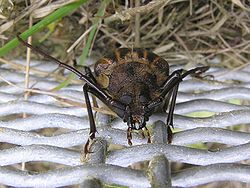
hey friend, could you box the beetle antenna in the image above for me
[182,66,209,79]
[17,35,86,79]
[17,35,113,101]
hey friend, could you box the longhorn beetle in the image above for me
[17,35,209,153]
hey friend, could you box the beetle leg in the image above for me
[162,89,173,112]
[147,69,183,109]
[161,70,181,143]
[83,84,97,154]
[144,126,151,143]
[82,84,129,154]
[72,60,95,81]
[166,67,208,125]
[165,82,180,143]
[83,66,98,84]
[141,130,145,139]
[148,66,208,109]
[166,82,179,128]
[167,126,173,144]
[127,127,133,146]
[160,69,183,99]
[182,66,209,78]
[147,66,209,143]
[160,67,207,143]
[86,84,126,119]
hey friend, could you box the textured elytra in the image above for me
[94,48,169,116]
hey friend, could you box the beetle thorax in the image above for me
[94,48,170,127]
[108,62,157,99]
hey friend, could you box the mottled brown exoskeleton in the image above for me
[17,35,209,153]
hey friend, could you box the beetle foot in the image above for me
[80,138,96,162]
[191,66,210,79]
[128,138,133,146]
[141,130,145,139]
[144,126,151,143]
[167,126,173,144]
[127,127,133,146]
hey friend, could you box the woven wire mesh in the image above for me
[0,60,250,187]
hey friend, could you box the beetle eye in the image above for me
[139,94,148,103]
[120,94,132,104]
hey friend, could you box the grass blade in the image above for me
[0,0,88,57]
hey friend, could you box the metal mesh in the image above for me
[0,60,250,187]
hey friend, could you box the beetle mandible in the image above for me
[17,35,209,153]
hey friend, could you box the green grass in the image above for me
[79,0,111,64]
[0,0,88,57]
[54,0,111,89]
[0,0,111,90]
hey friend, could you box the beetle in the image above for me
[17,35,209,153]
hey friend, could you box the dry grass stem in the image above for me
[0,58,82,84]
[32,0,78,18]
[67,25,93,53]
[104,0,170,24]
[0,0,48,34]
[134,0,141,47]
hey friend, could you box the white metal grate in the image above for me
[0,60,250,187]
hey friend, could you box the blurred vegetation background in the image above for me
[1,0,249,69]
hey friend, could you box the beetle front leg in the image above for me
[83,84,97,155]
[165,82,180,143]
[147,66,208,143]
[144,126,151,143]
[127,127,133,146]
[147,69,183,109]
[83,66,98,84]
[147,69,183,143]
[161,70,182,143]
[164,66,209,140]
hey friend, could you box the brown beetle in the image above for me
[17,35,209,152]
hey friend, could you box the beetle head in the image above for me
[119,89,153,130]
[123,106,150,130]
[131,114,145,130]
